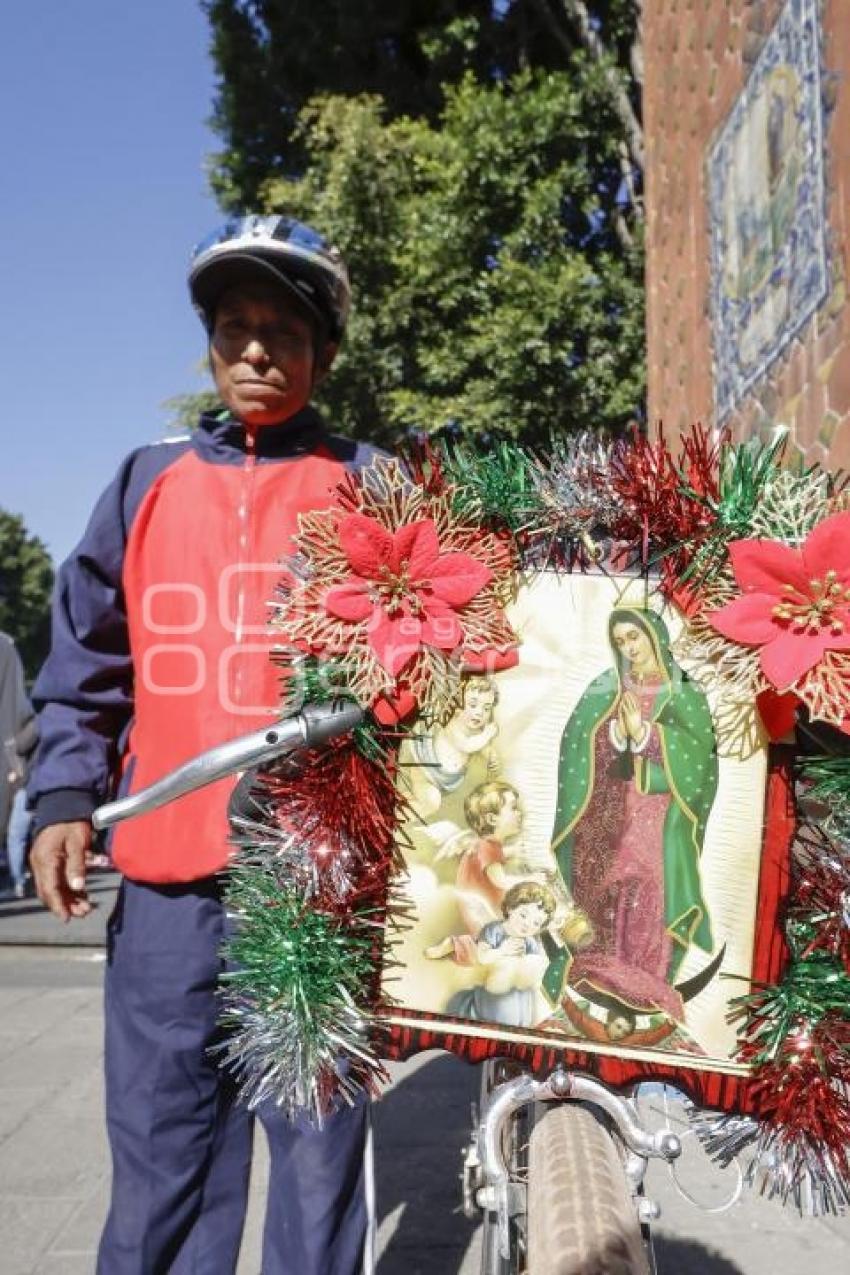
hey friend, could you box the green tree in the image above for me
[205,1,643,211]
[260,79,644,444]
[202,1,645,445]
[204,0,493,207]
[162,358,221,432]
[0,511,54,682]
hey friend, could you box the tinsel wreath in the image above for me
[218,428,850,1177]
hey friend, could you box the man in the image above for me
[28,215,378,1274]
[0,632,35,896]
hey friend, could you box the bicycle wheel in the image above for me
[526,1102,651,1275]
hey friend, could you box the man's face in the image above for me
[209,282,321,427]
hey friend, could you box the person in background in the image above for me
[2,714,38,898]
[0,632,35,899]
[27,215,380,1275]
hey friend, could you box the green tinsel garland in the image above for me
[799,755,850,840]
[728,950,850,1066]
[680,434,788,587]
[715,433,788,536]
[443,438,536,533]
[219,864,386,1118]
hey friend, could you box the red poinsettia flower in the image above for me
[324,513,493,677]
[709,511,850,691]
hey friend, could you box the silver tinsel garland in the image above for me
[216,984,382,1122]
[524,432,621,562]
[688,1099,850,1216]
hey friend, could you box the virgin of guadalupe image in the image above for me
[542,607,719,1034]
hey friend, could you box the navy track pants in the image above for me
[97,877,372,1274]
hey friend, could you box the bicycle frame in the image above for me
[469,1064,682,1263]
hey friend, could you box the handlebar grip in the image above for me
[92,699,366,832]
[300,699,365,748]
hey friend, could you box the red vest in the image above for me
[114,441,355,881]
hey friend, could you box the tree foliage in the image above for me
[205,1,642,204]
[202,1,645,445]
[0,511,54,682]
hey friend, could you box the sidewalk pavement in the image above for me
[0,925,848,1271]
[0,870,118,946]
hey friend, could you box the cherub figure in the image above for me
[442,882,557,1028]
[404,675,501,824]
[432,780,535,950]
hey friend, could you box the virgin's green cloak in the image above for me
[543,608,718,1004]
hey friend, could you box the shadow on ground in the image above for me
[374,1052,481,1274]
[655,1236,744,1273]
[0,872,116,920]
[0,869,119,945]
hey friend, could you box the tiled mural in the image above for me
[708,0,829,421]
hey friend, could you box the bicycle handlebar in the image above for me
[91,699,365,831]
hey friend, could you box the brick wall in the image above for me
[643,0,850,470]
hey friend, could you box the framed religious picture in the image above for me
[382,570,792,1103]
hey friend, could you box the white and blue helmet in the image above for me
[189,213,351,344]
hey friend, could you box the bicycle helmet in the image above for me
[189,213,351,344]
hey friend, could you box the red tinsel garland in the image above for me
[260,739,406,916]
[398,436,451,498]
[609,425,721,577]
[747,1017,850,1179]
[791,825,850,975]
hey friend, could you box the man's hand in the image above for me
[30,821,94,921]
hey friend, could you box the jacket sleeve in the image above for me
[28,454,137,831]
[15,714,39,762]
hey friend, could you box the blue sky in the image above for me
[0,2,222,565]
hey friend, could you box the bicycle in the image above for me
[95,699,685,1275]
